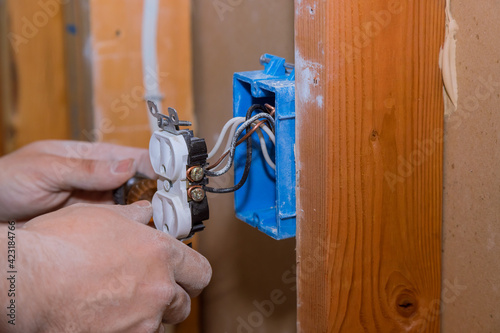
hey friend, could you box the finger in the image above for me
[105,201,153,224]
[161,284,191,325]
[62,190,114,207]
[154,324,165,333]
[45,155,138,192]
[22,202,152,233]
[168,240,212,298]
[26,141,155,178]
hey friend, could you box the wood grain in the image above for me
[295,1,445,331]
[0,0,7,155]
[87,0,194,148]
[3,0,70,151]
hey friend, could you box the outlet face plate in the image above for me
[233,54,296,240]
[150,130,192,239]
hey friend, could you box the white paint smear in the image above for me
[440,0,459,113]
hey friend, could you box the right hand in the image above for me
[8,201,211,333]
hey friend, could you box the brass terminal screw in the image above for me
[187,166,204,182]
[188,187,205,202]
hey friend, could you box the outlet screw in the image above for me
[189,187,205,202]
[163,180,171,192]
[189,166,204,182]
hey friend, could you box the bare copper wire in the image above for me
[186,165,203,183]
[264,103,276,118]
[187,185,204,202]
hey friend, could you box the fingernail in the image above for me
[134,200,151,208]
[112,159,134,174]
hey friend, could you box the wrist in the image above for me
[0,225,49,332]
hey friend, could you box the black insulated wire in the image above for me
[204,104,274,194]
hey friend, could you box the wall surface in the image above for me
[87,0,193,148]
[1,0,70,152]
[442,0,500,331]
[192,1,296,332]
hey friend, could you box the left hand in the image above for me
[0,140,154,221]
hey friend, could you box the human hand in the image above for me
[2,202,211,332]
[0,140,154,221]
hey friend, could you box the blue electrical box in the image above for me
[233,54,296,240]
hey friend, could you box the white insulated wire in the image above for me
[208,120,276,172]
[222,118,245,155]
[260,124,275,145]
[207,117,245,159]
[209,122,275,172]
[256,128,276,170]
[142,0,162,133]
[205,113,275,177]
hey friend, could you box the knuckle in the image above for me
[157,283,177,305]
[176,293,191,323]
[25,140,50,152]
[80,159,97,174]
[163,290,191,325]
[199,256,213,287]
[153,232,179,259]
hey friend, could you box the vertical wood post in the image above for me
[85,0,194,147]
[2,0,70,151]
[0,0,9,154]
[295,1,445,331]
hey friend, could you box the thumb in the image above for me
[49,157,137,191]
[106,201,153,224]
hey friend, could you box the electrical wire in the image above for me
[142,0,163,134]
[206,120,268,171]
[256,128,276,170]
[207,117,245,159]
[204,112,274,177]
[204,104,275,193]
[260,124,275,145]
[222,118,246,157]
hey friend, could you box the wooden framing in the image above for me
[83,0,194,148]
[0,0,8,154]
[62,1,94,140]
[2,0,70,151]
[295,1,445,331]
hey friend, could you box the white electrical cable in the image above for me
[260,124,275,145]
[207,117,245,159]
[256,128,276,170]
[205,113,275,177]
[142,0,163,134]
[222,118,246,155]
[207,120,276,172]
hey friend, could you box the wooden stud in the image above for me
[85,0,194,148]
[0,0,9,154]
[295,1,445,331]
[62,1,94,140]
[3,0,70,151]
